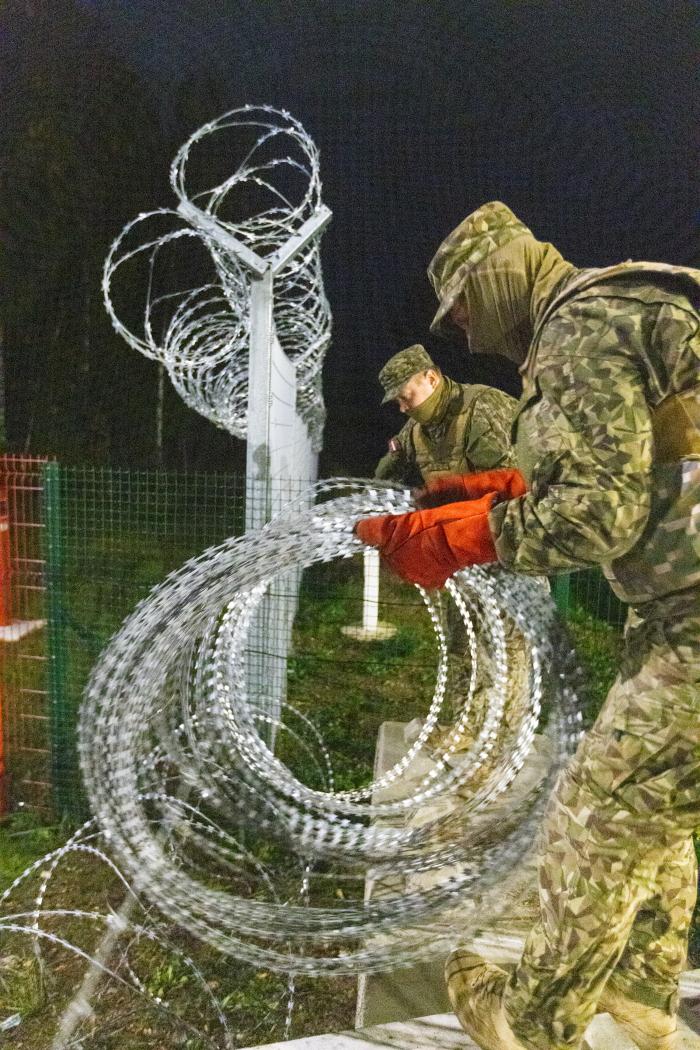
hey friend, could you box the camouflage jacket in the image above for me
[375,377,516,485]
[490,263,700,605]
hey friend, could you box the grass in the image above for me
[0,811,357,1047]
[0,811,67,890]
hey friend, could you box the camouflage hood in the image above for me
[428,202,578,365]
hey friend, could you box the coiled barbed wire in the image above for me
[102,105,331,447]
[0,817,294,1048]
[78,478,584,976]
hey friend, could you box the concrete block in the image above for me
[241,1007,700,1049]
[240,1011,476,1049]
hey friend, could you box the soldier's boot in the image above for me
[597,984,679,1050]
[445,949,529,1050]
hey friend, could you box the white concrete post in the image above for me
[362,549,380,633]
[245,269,275,532]
[172,202,331,738]
[342,548,396,642]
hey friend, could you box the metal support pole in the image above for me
[551,573,571,616]
[181,205,332,741]
[42,461,71,815]
[269,206,332,275]
[245,269,274,531]
[176,200,268,277]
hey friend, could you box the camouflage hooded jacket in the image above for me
[429,203,700,605]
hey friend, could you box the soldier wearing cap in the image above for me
[357,201,700,1050]
[375,344,523,762]
[374,343,518,485]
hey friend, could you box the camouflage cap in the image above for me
[379,344,437,404]
[427,202,532,335]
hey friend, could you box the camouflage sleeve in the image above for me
[374,423,414,482]
[464,388,517,469]
[489,301,654,574]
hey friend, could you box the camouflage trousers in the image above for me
[503,594,700,1050]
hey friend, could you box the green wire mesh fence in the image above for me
[0,456,626,818]
[1,458,247,814]
[551,571,626,629]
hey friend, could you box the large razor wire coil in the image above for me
[78,479,584,976]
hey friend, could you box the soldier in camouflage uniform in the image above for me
[356,202,700,1050]
[374,343,517,484]
[374,344,523,754]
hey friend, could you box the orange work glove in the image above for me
[355,492,498,589]
[415,468,527,509]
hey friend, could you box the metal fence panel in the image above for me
[1,459,246,814]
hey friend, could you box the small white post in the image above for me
[362,549,380,633]
[342,548,396,642]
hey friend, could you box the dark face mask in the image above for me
[460,237,574,367]
[469,317,533,365]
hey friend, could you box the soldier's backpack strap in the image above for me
[522,261,700,380]
[652,385,700,462]
[459,382,491,413]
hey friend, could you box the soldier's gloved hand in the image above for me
[414,468,527,509]
[354,493,499,589]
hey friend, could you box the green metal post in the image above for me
[42,461,72,815]
[550,573,572,616]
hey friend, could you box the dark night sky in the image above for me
[4,0,700,473]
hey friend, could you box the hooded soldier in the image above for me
[356,202,700,1050]
[374,343,518,485]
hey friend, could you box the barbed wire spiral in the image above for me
[78,478,584,977]
[102,105,331,448]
